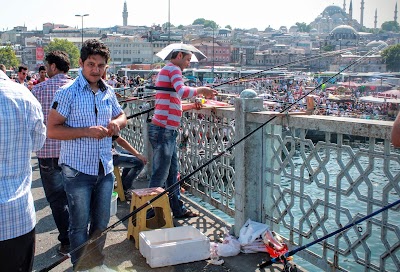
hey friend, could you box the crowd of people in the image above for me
[0,39,218,272]
[1,39,399,272]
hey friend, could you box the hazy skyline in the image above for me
[0,0,397,32]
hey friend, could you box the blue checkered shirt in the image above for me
[52,69,124,176]
[0,71,46,241]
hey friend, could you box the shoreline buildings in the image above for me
[0,1,399,73]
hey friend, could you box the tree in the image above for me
[225,25,232,30]
[0,46,19,69]
[44,38,80,68]
[204,20,218,29]
[381,21,400,32]
[192,18,218,29]
[193,18,206,25]
[382,44,400,72]
[295,22,311,32]
[162,22,174,29]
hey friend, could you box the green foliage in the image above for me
[382,44,400,72]
[295,22,311,32]
[193,18,206,25]
[381,21,400,32]
[44,38,80,68]
[225,25,232,30]
[162,22,174,29]
[193,18,218,29]
[0,46,19,69]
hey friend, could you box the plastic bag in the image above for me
[238,219,269,245]
[217,235,241,257]
[241,237,269,253]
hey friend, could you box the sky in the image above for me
[0,0,397,31]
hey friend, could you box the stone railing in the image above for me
[120,98,399,272]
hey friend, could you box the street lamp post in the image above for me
[212,27,215,81]
[75,14,89,47]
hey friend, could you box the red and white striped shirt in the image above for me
[152,63,197,130]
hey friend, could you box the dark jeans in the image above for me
[0,228,35,272]
[113,150,145,192]
[38,157,70,246]
[148,123,187,217]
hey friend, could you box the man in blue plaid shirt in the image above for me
[47,39,127,272]
[0,69,46,271]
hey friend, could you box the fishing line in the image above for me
[39,45,384,272]
[258,198,400,269]
[120,47,356,119]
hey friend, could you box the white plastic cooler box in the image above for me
[139,225,210,268]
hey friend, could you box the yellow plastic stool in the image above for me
[127,187,173,248]
[113,166,125,202]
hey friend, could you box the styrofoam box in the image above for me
[139,226,210,268]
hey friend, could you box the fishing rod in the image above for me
[39,45,383,272]
[120,47,355,120]
[258,198,400,269]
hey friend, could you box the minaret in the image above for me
[122,1,128,26]
[349,0,353,21]
[360,0,364,27]
[395,2,398,23]
[343,0,346,12]
[374,9,378,32]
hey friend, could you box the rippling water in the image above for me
[187,143,400,272]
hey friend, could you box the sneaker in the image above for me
[89,264,115,272]
[57,244,70,255]
[174,210,199,219]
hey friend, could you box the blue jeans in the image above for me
[61,163,113,270]
[38,158,70,246]
[148,123,187,217]
[113,150,144,192]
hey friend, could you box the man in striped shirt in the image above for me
[0,69,46,271]
[47,39,126,272]
[149,49,217,218]
[32,50,72,256]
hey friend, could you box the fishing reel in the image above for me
[138,102,151,110]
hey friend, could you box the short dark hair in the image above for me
[45,51,70,73]
[170,51,190,60]
[80,39,110,63]
[38,65,46,72]
[18,65,28,72]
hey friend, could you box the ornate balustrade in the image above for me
[120,98,399,272]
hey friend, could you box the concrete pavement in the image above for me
[31,154,300,272]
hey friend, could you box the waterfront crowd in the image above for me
[0,39,217,272]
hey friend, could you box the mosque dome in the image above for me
[323,5,346,17]
[366,40,388,49]
[329,25,358,39]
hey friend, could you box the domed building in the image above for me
[309,4,362,34]
[329,25,358,40]
[328,25,359,50]
[365,40,389,50]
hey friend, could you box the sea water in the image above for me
[186,142,400,272]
